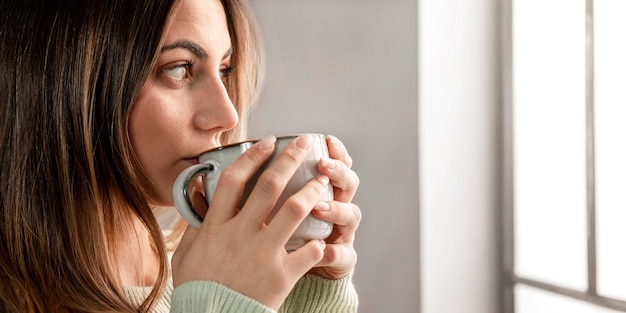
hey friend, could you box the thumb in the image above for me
[284,240,326,277]
[171,224,200,283]
[190,187,209,220]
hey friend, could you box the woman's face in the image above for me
[129,0,237,206]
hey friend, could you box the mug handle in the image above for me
[173,161,219,228]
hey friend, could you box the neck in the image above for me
[116,215,161,287]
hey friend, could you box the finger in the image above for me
[313,243,357,273]
[239,135,312,227]
[174,224,199,256]
[326,135,353,169]
[285,239,326,276]
[190,187,209,219]
[206,135,276,224]
[265,175,330,244]
[312,201,362,236]
[170,224,198,285]
[317,157,360,202]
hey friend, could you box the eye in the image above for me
[162,62,193,83]
[220,65,234,79]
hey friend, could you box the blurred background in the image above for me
[249,1,419,312]
[250,0,626,313]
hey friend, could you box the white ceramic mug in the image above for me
[173,133,333,251]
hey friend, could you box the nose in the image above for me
[192,76,238,133]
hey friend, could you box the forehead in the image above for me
[164,0,231,52]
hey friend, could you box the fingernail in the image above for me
[328,135,340,146]
[255,135,276,150]
[317,175,330,186]
[314,201,331,211]
[296,134,312,149]
[320,157,336,169]
[319,239,327,249]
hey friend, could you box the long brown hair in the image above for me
[0,0,263,311]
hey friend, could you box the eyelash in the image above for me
[162,61,194,84]
[220,65,234,79]
[160,62,234,86]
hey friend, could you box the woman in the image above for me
[0,0,361,312]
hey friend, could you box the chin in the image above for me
[143,185,176,208]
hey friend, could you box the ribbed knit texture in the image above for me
[279,272,358,313]
[125,273,358,312]
[124,279,173,313]
[170,281,275,313]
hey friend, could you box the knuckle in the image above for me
[256,171,283,195]
[351,171,360,189]
[349,249,358,267]
[281,147,301,164]
[283,197,309,220]
[324,245,339,263]
[314,178,330,194]
[339,171,359,196]
[344,155,354,169]
[309,242,325,261]
[351,203,362,225]
[312,250,325,263]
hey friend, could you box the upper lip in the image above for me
[183,142,220,165]
[183,157,200,165]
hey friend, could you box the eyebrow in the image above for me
[161,40,233,61]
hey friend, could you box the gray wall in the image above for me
[419,0,500,312]
[249,1,419,312]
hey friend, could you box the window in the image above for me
[503,0,626,311]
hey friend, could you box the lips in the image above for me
[183,157,200,165]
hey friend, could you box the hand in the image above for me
[309,135,361,279]
[171,135,329,310]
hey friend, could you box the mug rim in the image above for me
[201,133,325,155]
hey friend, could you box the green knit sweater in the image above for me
[125,273,358,312]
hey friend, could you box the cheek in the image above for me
[130,99,164,162]
[129,92,186,194]
[130,87,184,155]
[131,107,180,152]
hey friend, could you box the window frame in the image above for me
[500,0,626,311]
